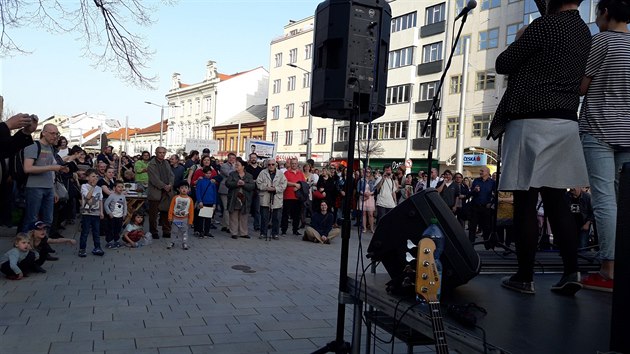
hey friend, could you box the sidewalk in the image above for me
[0,221,436,354]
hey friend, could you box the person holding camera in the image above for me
[374,164,398,224]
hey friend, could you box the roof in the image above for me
[215,104,267,128]
[136,120,168,135]
[178,66,264,87]
[83,128,99,138]
[107,128,140,140]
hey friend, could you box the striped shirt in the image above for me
[579,31,630,148]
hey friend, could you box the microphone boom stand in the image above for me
[422,11,471,173]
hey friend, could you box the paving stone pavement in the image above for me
[0,220,436,354]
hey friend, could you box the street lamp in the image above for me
[287,63,313,160]
[145,101,180,147]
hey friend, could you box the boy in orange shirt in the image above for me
[167,182,194,250]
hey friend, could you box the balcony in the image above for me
[417,60,443,76]
[420,21,445,38]
[415,100,433,113]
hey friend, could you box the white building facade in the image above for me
[165,60,268,153]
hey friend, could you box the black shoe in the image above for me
[163,233,171,238]
[33,265,47,273]
[254,227,260,231]
[231,235,238,239]
[293,231,301,236]
[204,233,214,238]
[221,227,230,232]
[240,235,251,239]
[152,235,160,239]
[501,276,535,294]
[550,272,582,296]
[281,231,287,235]
[209,224,217,229]
[46,254,59,261]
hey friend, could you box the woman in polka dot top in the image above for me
[492,0,592,296]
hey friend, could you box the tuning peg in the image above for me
[407,239,416,250]
[406,252,416,263]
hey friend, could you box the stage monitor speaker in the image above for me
[310,0,391,122]
[367,189,481,293]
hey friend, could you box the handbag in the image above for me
[54,179,69,202]
[198,206,215,218]
[313,190,325,200]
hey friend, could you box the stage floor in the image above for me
[350,273,612,354]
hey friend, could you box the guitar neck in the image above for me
[429,301,449,354]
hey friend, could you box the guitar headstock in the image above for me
[415,238,441,302]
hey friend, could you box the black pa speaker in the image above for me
[310,0,391,122]
[367,189,481,293]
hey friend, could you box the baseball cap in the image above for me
[202,148,210,153]
[28,221,49,231]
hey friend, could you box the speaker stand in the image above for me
[312,108,359,354]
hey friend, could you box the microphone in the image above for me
[454,0,477,21]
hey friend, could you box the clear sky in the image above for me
[1,0,320,128]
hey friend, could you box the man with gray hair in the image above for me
[147,147,174,239]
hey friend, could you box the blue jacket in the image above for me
[195,178,218,205]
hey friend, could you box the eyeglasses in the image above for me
[268,164,276,166]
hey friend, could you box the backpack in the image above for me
[10,141,42,190]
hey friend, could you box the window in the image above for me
[284,130,293,145]
[419,81,440,101]
[273,79,281,94]
[317,128,326,144]
[287,76,296,91]
[422,42,443,63]
[450,75,462,94]
[388,47,414,69]
[337,126,350,141]
[472,114,493,137]
[305,43,313,59]
[357,122,408,140]
[302,72,311,88]
[271,105,280,120]
[204,96,212,112]
[229,137,235,151]
[289,48,298,64]
[425,3,445,25]
[195,99,201,115]
[417,120,432,138]
[286,103,294,118]
[453,35,471,56]
[506,22,524,45]
[188,100,192,116]
[301,101,310,116]
[301,129,309,144]
[446,117,459,138]
[218,138,225,151]
[479,28,499,50]
[481,0,501,10]
[274,53,282,67]
[475,71,496,90]
[386,84,412,105]
[391,12,417,33]
[271,131,278,143]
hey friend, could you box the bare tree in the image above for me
[356,140,384,167]
[0,0,164,88]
